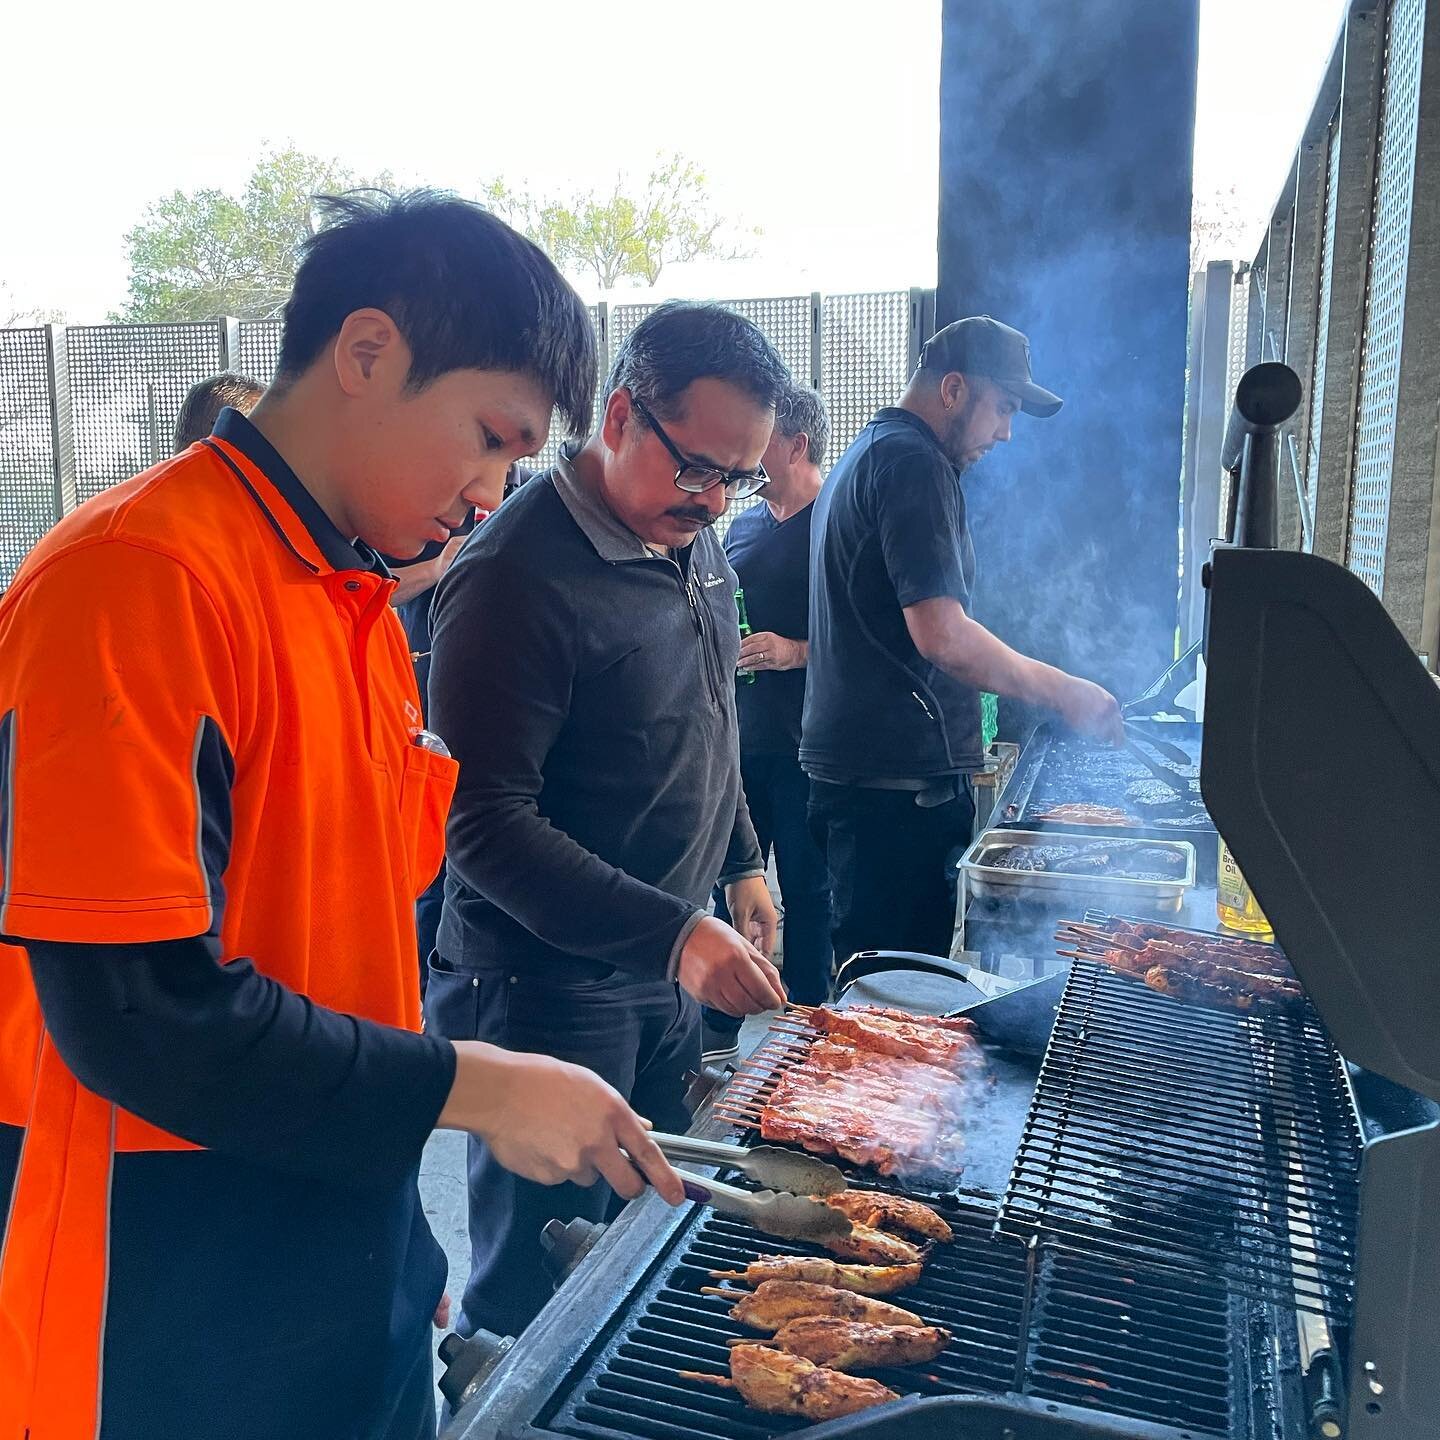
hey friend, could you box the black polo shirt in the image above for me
[801,407,982,782]
[726,499,814,757]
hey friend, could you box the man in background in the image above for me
[427,301,790,1338]
[703,383,832,1064]
[803,316,1124,967]
[173,371,264,452]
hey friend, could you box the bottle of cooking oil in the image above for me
[1216,837,1275,941]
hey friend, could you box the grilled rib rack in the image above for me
[999,956,1361,1319]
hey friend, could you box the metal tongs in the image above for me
[1122,719,1190,767]
[650,1133,853,1243]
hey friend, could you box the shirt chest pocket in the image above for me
[397,741,459,895]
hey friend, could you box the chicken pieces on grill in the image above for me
[696,1344,899,1419]
[710,1256,923,1296]
[825,1220,927,1267]
[719,1279,923,1331]
[758,1318,951,1371]
[824,1191,954,1244]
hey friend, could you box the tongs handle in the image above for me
[650,1133,749,1169]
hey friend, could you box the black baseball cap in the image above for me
[919,315,1063,418]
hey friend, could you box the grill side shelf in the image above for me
[996,960,1363,1321]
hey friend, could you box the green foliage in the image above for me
[115,147,394,322]
[484,152,752,291]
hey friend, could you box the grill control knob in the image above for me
[437,1328,515,1412]
[541,1216,607,1284]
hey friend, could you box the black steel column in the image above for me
[938,0,1198,724]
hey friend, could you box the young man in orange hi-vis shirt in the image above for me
[0,190,685,1440]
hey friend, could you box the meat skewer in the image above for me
[681,1345,899,1419]
[824,1191,954,1244]
[808,1005,977,1070]
[700,1279,925,1330]
[708,1257,923,1295]
[734,1319,950,1371]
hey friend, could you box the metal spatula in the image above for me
[652,1133,847,1196]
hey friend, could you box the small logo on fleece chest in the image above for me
[702,573,727,588]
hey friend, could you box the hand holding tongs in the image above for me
[649,1133,853,1244]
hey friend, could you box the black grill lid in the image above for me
[1202,546,1440,1101]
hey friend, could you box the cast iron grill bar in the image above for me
[999,958,1361,1318]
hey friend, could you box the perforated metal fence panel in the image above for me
[0,329,62,590]
[723,296,813,381]
[1305,111,1344,546]
[67,323,224,502]
[1348,0,1425,596]
[527,304,606,476]
[236,320,283,384]
[822,290,911,463]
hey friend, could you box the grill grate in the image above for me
[999,957,1361,1319]
[542,1202,1028,1440]
[1027,1249,1237,1436]
[538,1194,1247,1440]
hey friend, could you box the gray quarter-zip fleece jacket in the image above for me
[429,448,764,983]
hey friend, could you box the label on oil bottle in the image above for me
[1216,840,1248,911]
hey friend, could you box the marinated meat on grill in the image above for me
[685,1344,899,1419]
[720,1280,924,1331]
[1105,920,1293,979]
[824,1191,954,1244]
[809,1005,977,1070]
[760,1040,967,1176]
[1098,944,1302,1004]
[825,1221,927,1267]
[709,1257,923,1295]
[760,1318,951,1371]
[1031,802,1137,826]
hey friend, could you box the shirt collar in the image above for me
[207,407,389,577]
[552,442,669,565]
[876,406,949,457]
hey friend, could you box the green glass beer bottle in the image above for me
[735,588,757,684]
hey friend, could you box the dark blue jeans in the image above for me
[424,961,698,1338]
[706,750,833,1041]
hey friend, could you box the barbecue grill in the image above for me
[441,547,1437,1440]
[995,721,1217,880]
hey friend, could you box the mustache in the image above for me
[665,506,717,527]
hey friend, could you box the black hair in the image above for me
[775,382,831,467]
[603,300,791,422]
[173,371,264,453]
[276,189,596,436]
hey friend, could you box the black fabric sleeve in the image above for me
[718,787,764,884]
[873,453,972,609]
[428,541,696,978]
[27,935,456,1191]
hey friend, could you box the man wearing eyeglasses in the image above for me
[426,300,790,1338]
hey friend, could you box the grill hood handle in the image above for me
[834,949,976,998]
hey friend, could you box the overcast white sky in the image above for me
[1,0,1347,322]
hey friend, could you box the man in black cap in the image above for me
[802,315,1124,966]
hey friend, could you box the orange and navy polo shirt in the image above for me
[0,408,459,1440]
